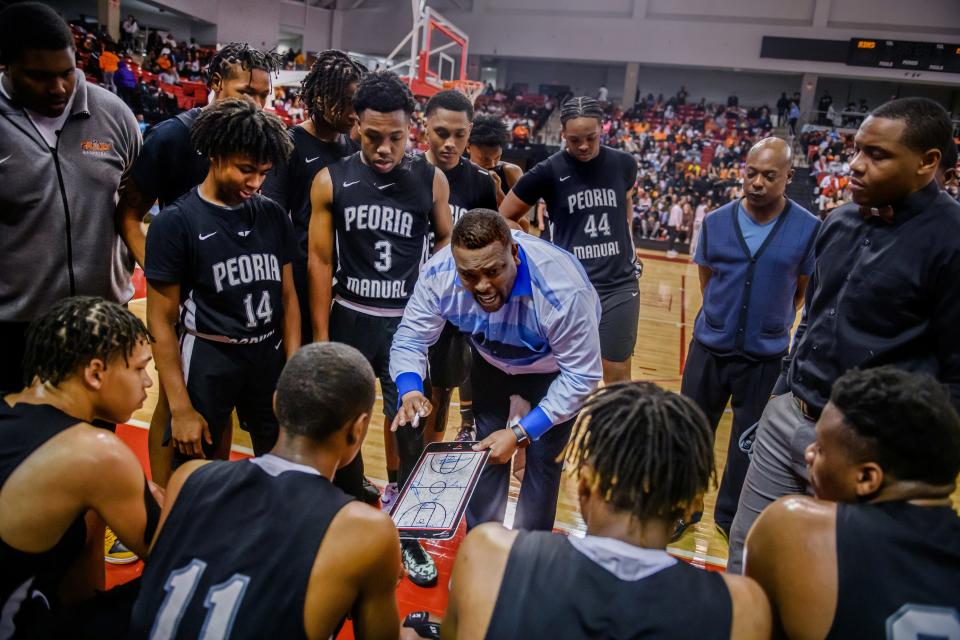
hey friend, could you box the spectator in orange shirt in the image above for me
[99,43,119,94]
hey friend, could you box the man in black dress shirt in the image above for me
[727,97,960,572]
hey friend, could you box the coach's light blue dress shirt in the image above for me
[390,231,602,440]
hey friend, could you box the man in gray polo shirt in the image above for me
[0,3,140,393]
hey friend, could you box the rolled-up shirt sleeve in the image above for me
[520,286,603,440]
[390,274,448,400]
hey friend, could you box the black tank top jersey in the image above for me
[327,152,435,309]
[261,127,358,263]
[1,402,86,633]
[492,162,510,194]
[827,501,960,639]
[144,189,297,341]
[129,457,353,640]
[445,156,498,223]
[511,146,639,292]
[485,531,732,639]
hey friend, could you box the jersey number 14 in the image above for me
[242,291,273,328]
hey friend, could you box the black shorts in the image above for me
[329,302,401,420]
[427,322,471,389]
[168,334,284,457]
[598,280,640,362]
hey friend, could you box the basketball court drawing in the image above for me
[393,451,487,532]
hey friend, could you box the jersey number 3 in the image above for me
[150,559,250,640]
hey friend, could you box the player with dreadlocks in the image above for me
[262,50,367,345]
[116,44,281,523]
[501,96,642,384]
[145,99,298,474]
[0,296,160,637]
[437,382,771,639]
[467,113,524,206]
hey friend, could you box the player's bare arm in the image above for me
[744,495,838,639]
[0,425,157,601]
[499,191,533,232]
[721,574,774,640]
[442,523,517,640]
[307,168,336,342]
[281,263,302,359]
[303,503,401,640]
[502,162,523,193]
[431,167,453,252]
[115,178,155,268]
[147,280,211,458]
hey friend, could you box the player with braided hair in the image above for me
[439,382,772,639]
[263,50,367,345]
[501,96,642,384]
[205,42,281,99]
[1,297,161,637]
[145,99,299,469]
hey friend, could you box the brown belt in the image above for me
[793,396,821,422]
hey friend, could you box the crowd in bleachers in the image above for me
[68,18,214,130]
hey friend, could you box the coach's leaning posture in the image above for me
[390,210,603,533]
[679,137,819,539]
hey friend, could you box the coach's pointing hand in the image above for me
[392,391,433,432]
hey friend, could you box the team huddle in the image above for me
[1,3,960,640]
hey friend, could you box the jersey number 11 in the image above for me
[150,559,250,640]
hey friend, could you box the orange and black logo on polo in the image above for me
[80,139,112,157]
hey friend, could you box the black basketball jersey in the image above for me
[327,152,435,310]
[144,189,297,341]
[491,162,510,194]
[444,156,498,223]
[827,501,960,639]
[512,146,639,292]
[485,531,732,639]
[1,402,86,635]
[261,127,358,263]
[130,108,208,209]
[129,456,353,640]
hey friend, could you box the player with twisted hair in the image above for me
[437,382,771,639]
[262,50,368,348]
[1,297,160,637]
[206,42,282,95]
[145,99,299,469]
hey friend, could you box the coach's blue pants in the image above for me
[465,352,574,532]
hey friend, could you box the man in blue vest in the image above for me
[678,137,819,540]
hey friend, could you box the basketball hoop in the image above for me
[443,80,485,105]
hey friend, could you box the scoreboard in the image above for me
[848,38,960,73]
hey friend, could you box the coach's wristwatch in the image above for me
[510,424,531,449]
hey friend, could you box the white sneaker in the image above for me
[666,250,678,258]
